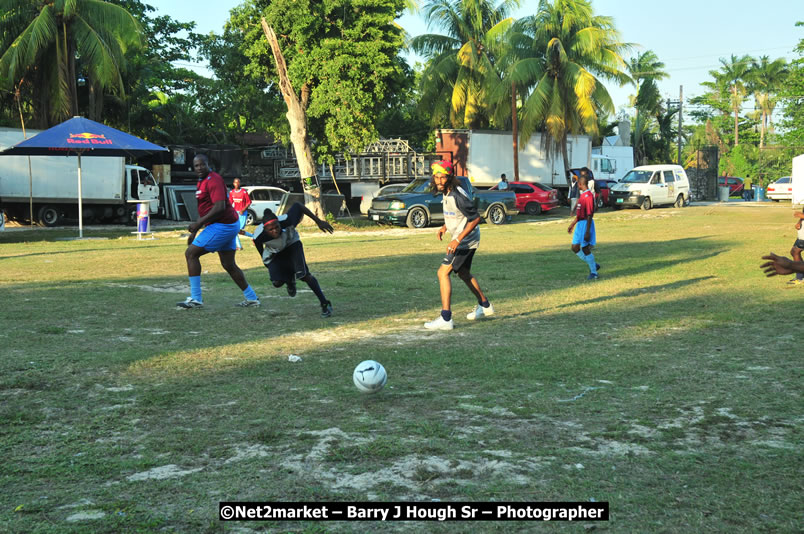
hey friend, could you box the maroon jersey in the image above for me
[576,190,595,221]
[229,188,252,213]
[196,171,238,224]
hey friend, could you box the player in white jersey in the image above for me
[424,160,494,331]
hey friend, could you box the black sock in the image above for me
[304,275,327,305]
[441,310,452,321]
[480,300,490,308]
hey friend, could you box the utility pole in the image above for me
[677,86,683,165]
[667,85,683,165]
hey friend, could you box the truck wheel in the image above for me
[37,205,63,227]
[245,209,257,226]
[406,207,429,229]
[525,202,542,216]
[640,197,652,211]
[596,196,604,209]
[674,194,684,208]
[487,204,506,225]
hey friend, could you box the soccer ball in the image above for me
[353,360,387,394]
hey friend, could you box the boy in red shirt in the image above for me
[568,172,600,280]
[228,178,252,250]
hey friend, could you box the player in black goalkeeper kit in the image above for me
[248,203,334,317]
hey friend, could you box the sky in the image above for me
[152,0,803,117]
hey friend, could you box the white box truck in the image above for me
[0,128,159,226]
[435,129,592,201]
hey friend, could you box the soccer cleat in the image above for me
[287,281,297,297]
[467,302,495,321]
[236,299,261,307]
[424,316,454,330]
[177,297,203,309]
[321,300,333,318]
[787,278,804,285]
[587,272,599,280]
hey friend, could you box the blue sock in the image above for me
[797,272,804,281]
[480,300,490,308]
[441,310,452,321]
[576,250,587,264]
[189,276,202,302]
[585,253,598,275]
[243,284,258,301]
[304,275,328,305]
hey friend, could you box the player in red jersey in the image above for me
[228,178,252,250]
[568,171,600,280]
[177,154,260,308]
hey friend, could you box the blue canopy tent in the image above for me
[0,116,167,237]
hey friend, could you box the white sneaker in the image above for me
[424,316,454,330]
[177,297,203,309]
[467,302,494,320]
[236,299,261,307]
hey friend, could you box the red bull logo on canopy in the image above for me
[67,132,113,145]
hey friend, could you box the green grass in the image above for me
[0,203,801,533]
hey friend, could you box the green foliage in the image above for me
[779,22,804,150]
[411,0,521,129]
[230,0,408,161]
[0,0,145,127]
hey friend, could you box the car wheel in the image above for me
[596,196,603,209]
[674,194,684,208]
[641,197,652,210]
[37,205,63,227]
[406,207,429,229]
[525,202,541,216]
[245,209,257,226]
[487,204,506,225]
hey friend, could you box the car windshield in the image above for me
[621,170,653,184]
[776,177,791,184]
[531,182,554,192]
[402,178,433,193]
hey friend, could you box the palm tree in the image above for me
[506,0,631,183]
[626,50,667,164]
[748,56,787,148]
[410,0,520,129]
[0,0,143,126]
[710,54,752,147]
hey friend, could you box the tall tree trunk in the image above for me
[67,33,78,117]
[511,82,519,181]
[260,18,323,221]
[759,109,766,149]
[561,132,571,186]
[732,86,739,147]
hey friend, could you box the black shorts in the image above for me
[794,239,804,250]
[266,241,310,283]
[442,248,476,274]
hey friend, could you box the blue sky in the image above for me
[152,0,803,115]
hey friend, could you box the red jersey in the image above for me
[196,171,238,224]
[229,188,252,213]
[576,189,595,220]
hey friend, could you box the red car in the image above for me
[497,181,560,215]
[717,176,745,197]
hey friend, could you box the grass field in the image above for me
[0,202,801,533]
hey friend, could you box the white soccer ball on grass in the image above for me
[353,360,387,394]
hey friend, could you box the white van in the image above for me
[609,164,690,210]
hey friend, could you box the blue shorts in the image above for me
[192,221,240,252]
[572,220,596,247]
